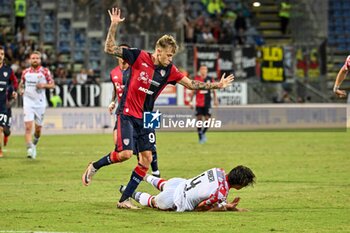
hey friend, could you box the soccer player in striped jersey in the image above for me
[0,46,18,157]
[18,51,55,159]
[189,65,218,144]
[333,55,350,98]
[120,165,255,212]
[82,8,234,209]
[107,43,161,177]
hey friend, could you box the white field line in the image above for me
[0,231,78,233]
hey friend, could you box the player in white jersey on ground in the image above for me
[18,51,55,159]
[333,55,350,98]
[120,165,255,211]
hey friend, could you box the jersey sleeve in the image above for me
[203,185,228,207]
[203,168,229,207]
[122,48,141,66]
[9,69,18,90]
[21,69,27,83]
[44,68,54,83]
[343,55,350,71]
[167,65,185,85]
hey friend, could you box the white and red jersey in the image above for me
[173,168,229,212]
[342,55,350,72]
[21,66,53,107]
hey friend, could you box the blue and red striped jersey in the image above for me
[194,75,214,108]
[117,48,184,119]
[0,65,18,113]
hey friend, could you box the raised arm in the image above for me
[179,73,234,90]
[104,7,125,57]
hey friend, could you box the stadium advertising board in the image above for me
[216,82,248,105]
[218,46,234,77]
[194,46,219,79]
[295,47,322,80]
[283,46,294,77]
[155,85,177,105]
[232,46,256,79]
[46,84,101,107]
[260,46,285,82]
[11,105,347,135]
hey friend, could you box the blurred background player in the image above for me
[82,7,234,209]
[333,55,350,99]
[14,0,26,34]
[120,165,256,212]
[3,85,18,148]
[18,51,55,159]
[189,65,218,144]
[0,46,18,157]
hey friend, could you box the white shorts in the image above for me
[23,106,46,126]
[155,178,186,210]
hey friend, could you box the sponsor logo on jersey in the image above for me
[138,87,154,95]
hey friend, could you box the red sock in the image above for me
[4,136,8,146]
[135,163,149,177]
[109,151,122,163]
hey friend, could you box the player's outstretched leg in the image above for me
[117,161,149,209]
[120,185,155,209]
[82,162,97,186]
[82,150,129,186]
[151,149,160,177]
[144,174,167,191]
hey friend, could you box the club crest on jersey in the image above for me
[160,69,166,77]
[3,72,7,77]
[138,71,150,84]
[123,138,130,146]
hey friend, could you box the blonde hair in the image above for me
[30,51,42,58]
[155,35,178,53]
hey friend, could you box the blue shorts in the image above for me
[0,111,8,127]
[195,106,211,117]
[5,108,12,128]
[115,114,156,153]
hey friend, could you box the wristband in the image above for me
[333,85,340,93]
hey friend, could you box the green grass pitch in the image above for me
[0,131,349,233]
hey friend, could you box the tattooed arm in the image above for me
[178,73,235,90]
[104,8,125,57]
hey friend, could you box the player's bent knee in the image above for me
[120,150,133,160]
[3,127,10,136]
